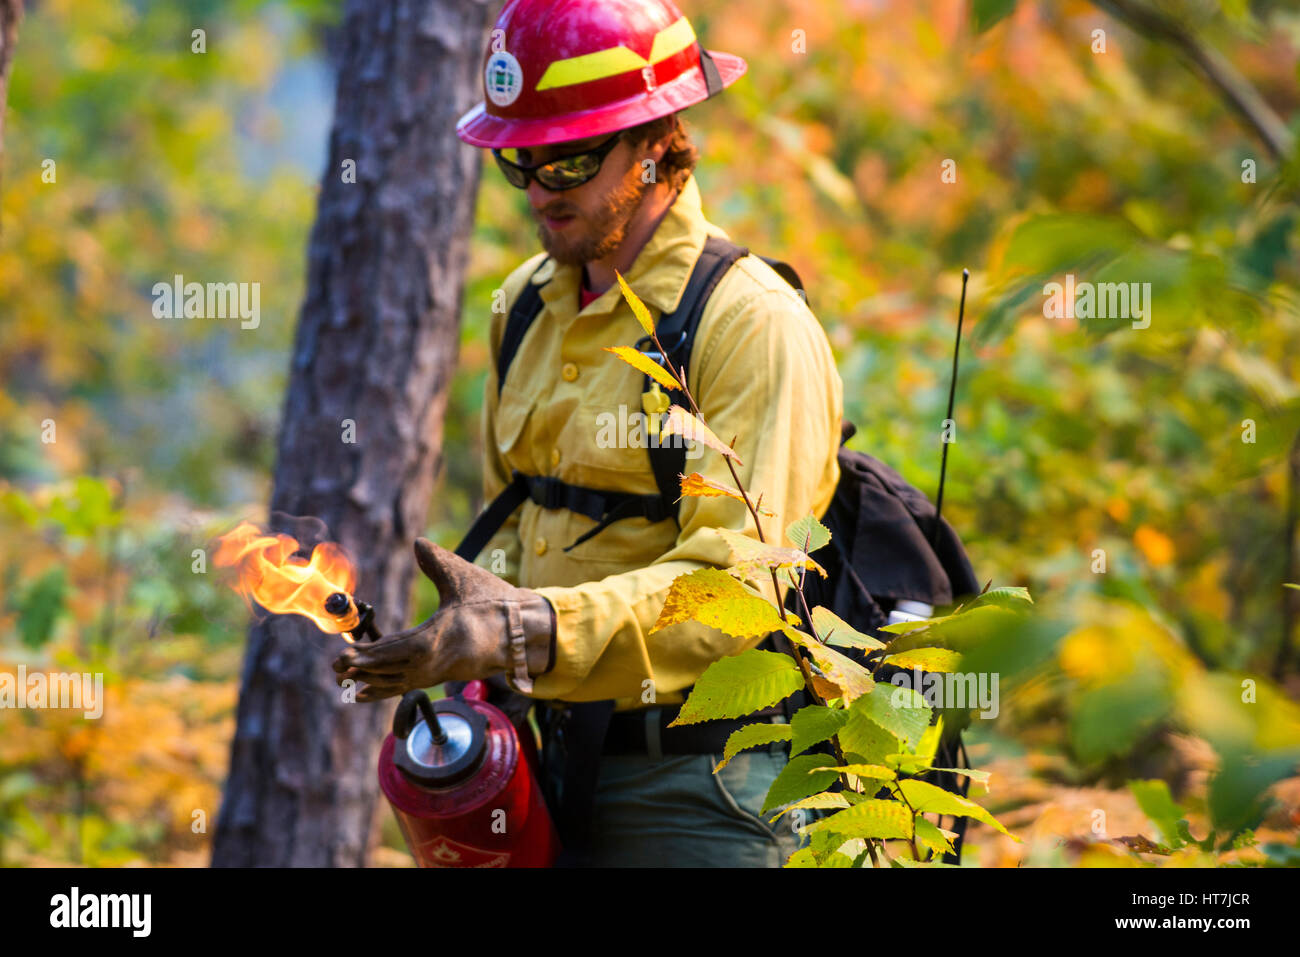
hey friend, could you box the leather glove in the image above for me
[333,538,555,703]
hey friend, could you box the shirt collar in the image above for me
[535,173,726,319]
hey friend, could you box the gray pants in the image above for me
[540,713,808,868]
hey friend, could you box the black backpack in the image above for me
[456,236,981,862]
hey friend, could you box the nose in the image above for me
[526,180,559,209]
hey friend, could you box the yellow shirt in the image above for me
[478,173,843,708]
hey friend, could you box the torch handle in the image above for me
[352,600,383,642]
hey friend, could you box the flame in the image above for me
[213,521,360,634]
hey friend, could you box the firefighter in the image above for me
[334,0,843,867]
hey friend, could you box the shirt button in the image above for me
[550,448,561,467]
[561,362,579,382]
[534,537,548,556]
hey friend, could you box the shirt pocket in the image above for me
[565,400,657,481]
[556,400,683,566]
[494,382,536,473]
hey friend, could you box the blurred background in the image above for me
[2,0,1299,867]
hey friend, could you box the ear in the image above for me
[412,538,500,605]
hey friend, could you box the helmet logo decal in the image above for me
[486,50,524,106]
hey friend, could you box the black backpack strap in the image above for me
[758,256,805,303]
[639,236,748,517]
[456,259,553,563]
[553,699,617,864]
[640,238,807,520]
[455,473,530,562]
[496,257,552,398]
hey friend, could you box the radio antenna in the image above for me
[931,268,968,549]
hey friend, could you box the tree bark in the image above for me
[0,0,24,210]
[212,0,491,867]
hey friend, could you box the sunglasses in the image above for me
[492,133,623,191]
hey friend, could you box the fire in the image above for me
[213,521,360,635]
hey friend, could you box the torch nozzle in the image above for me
[324,591,383,642]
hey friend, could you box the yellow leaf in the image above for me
[661,405,742,464]
[882,647,963,672]
[651,567,784,639]
[695,597,789,640]
[615,269,656,336]
[678,472,773,515]
[603,346,681,391]
[783,626,875,703]
[718,528,825,578]
[810,674,843,702]
[652,567,752,633]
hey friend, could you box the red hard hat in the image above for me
[456,0,747,149]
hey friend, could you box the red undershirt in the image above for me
[579,269,600,310]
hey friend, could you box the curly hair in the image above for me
[618,112,698,192]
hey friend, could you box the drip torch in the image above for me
[324,589,559,868]
[214,521,559,868]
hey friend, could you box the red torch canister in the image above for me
[379,683,560,868]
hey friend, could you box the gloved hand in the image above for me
[333,538,555,702]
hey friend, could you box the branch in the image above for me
[1091,0,1294,161]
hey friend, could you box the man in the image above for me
[334,0,843,867]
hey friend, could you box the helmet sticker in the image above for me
[485,50,524,107]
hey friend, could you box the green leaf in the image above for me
[971,0,1017,32]
[879,618,942,635]
[851,683,931,749]
[886,719,945,774]
[839,708,902,766]
[929,767,992,788]
[1284,583,1300,592]
[789,705,851,756]
[785,513,831,554]
[811,606,885,651]
[1128,779,1188,849]
[784,847,819,868]
[893,857,960,868]
[809,763,897,782]
[761,754,841,815]
[18,567,67,649]
[895,779,1018,839]
[715,722,793,771]
[808,799,913,841]
[767,791,852,823]
[818,851,856,867]
[914,816,956,858]
[967,586,1034,609]
[883,647,964,672]
[672,649,805,726]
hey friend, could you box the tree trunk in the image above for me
[212,0,490,867]
[0,0,24,205]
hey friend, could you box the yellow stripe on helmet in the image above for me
[535,16,697,91]
[647,15,696,65]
